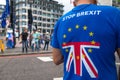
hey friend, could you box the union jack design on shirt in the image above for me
[62,25,100,78]
[51,5,120,80]
[62,42,100,78]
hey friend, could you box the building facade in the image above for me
[98,0,120,8]
[15,0,64,34]
[112,0,120,8]
[98,0,112,5]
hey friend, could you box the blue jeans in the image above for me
[31,41,39,52]
[22,40,28,52]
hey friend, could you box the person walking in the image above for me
[43,32,50,50]
[37,29,43,49]
[6,29,14,49]
[51,0,120,80]
[31,29,39,52]
[20,28,28,53]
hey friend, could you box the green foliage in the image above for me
[118,0,120,2]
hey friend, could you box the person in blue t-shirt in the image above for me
[51,0,120,80]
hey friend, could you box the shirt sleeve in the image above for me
[115,10,120,48]
[51,21,60,49]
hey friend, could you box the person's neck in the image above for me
[76,1,92,6]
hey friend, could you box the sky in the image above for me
[54,0,74,14]
[0,0,6,5]
[0,0,74,14]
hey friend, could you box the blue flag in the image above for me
[5,0,10,15]
[1,18,6,28]
[1,0,10,28]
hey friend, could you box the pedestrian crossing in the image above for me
[37,56,53,62]
[53,77,63,80]
[37,57,63,80]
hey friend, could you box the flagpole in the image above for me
[10,0,16,48]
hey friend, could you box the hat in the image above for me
[46,32,49,34]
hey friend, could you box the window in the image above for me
[43,7,46,10]
[42,13,46,16]
[47,24,50,27]
[38,17,41,21]
[47,14,51,17]
[20,0,25,2]
[47,19,50,22]
[22,21,26,25]
[16,0,19,3]
[33,16,37,20]
[22,9,26,13]
[33,10,37,14]
[22,15,26,19]
[38,11,41,15]
[43,18,46,21]
[33,22,37,26]
[33,5,37,8]
[38,23,42,26]
[43,24,46,27]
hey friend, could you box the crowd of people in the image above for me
[19,28,51,53]
[4,27,51,53]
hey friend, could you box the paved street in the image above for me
[0,53,63,80]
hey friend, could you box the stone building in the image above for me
[98,0,112,5]
[0,5,5,28]
[15,0,64,34]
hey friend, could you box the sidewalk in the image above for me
[0,40,52,56]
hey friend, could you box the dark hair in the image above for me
[92,0,97,4]
[74,0,97,4]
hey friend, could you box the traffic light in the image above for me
[28,9,33,24]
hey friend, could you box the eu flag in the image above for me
[5,0,10,15]
[1,0,10,28]
[1,18,6,28]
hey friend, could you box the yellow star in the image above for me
[63,42,66,45]
[63,34,67,38]
[66,49,69,52]
[77,56,80,60]
[82,54,85,58]
[88,49,92,53]
[83,25,87,30]
[91,40,96,45]
[70,54,73,57]
[89,32,94,36]
[68,28,72,32]
[76,25,80,29]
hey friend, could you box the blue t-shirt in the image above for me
[51,4,120,80]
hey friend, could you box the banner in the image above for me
[1,0,10,28]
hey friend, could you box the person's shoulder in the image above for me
[58,10,74,23]
[97,5,120,12]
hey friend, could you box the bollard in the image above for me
[0,39,5,53]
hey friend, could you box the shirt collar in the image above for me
[72,4,93,11]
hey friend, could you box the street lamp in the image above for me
[28,0,33,47]
[28,0,33,33]
[10,0,16,48]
